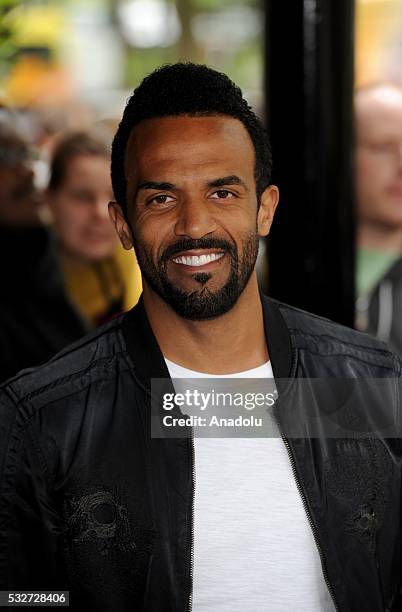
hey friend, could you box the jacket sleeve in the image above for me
[398,357,402,608]
[0,387,64,591]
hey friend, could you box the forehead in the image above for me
[61,154,110,181]
[124,115,255,179]
[356,90,402,141]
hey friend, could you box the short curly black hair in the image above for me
[111,63,272,216]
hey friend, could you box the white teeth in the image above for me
[172,252,224,266]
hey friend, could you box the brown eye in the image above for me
[71,189,93,204]
[211,189,234,199]
[148,194,174,205]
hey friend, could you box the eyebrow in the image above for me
[137,175,247,192]
[207,175,247,189]
[137,181,176,191]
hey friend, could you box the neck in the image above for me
[143,273,269,374]
[59,248,89,267]
[358,222,402,252]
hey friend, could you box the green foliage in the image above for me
[194,0,260,9]
[0,0,19,78]
[124,47,179,88]
[122,0,263,93]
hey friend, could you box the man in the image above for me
[0,119,87,381]
[355,83,402,356]
[0,64,400,611]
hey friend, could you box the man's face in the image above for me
[111,115,277,320]
[0,137,40,226]
[356,90,402,229]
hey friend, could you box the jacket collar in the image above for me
[122,293,294,390]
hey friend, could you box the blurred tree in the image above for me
[0,0,18,82]
[109,0,262,91]
[176,0,198,60]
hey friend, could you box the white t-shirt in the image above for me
[165,357,336,612]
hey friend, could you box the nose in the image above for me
[174,197,217,239]
[93,198,110,222]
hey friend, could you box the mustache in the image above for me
[161,237,235,262]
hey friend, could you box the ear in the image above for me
[108,201,134,250]
[257,185,280,237]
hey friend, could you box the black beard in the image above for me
[132,234,259,320]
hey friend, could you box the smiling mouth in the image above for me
[172,252,225,267]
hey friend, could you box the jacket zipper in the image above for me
[187,431,196,612]
[185,416,339,611]
[281,434,340,612]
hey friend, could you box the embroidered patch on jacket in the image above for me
[325,440,391,553]
[63,487,137,556]
[61,485,155,605]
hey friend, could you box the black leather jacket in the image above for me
[0,295,401,612]
[0,225,88,382]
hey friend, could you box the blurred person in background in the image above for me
[46,131,142,327]
[355,83,402,356]
[0,116,87,382]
